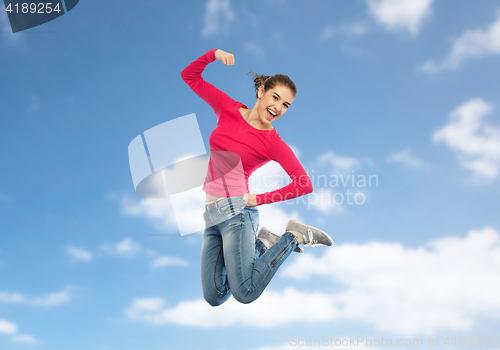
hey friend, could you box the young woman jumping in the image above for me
[181,48,333,306]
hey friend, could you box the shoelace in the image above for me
[304,228,318,247]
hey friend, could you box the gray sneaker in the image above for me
[285,220,333,248]
[257,227,304,253]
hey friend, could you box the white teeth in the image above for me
[268,109,276,116]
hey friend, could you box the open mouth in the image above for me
[266,108,277,121]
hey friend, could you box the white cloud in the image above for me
[320,22,369,41]
[248,344,293,350]
[121,188,206,236]
[304,152,370,214]
[202,0,235,37]
[317,152,361,175]
[0,292,25,304]
[247,341,375,350]
[0,289,71,308]
[248,160,305,233]
[257,203,304,235]
[288,144,301,159]
[11,334,39,344]
[249,155,300,195]
[270,31,286,50]
[121,195,177,231]
[0,320,38,345]
[303,188,345,214]
[0,320,17,334]
[100,238,142,258]
[386,148,423,168]
[66,246,93,263]
[421,12,500,72]
[282,226,500,335]
[321,24,336,41]
[343,22,369,37]
[126,227,500,336]
[367,0,433,36]
[433,98,500,178]
[151,256,189,269]
[66,236,160,264]
[124,288,337,328]
[167,191,208,236]
[243,42,265,58]
[30,289,72,308]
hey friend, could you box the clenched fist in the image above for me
[215,49,235,66]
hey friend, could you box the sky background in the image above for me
[1,0,500,349]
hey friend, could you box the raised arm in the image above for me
[180,49,237,118]
[255,138,313,206]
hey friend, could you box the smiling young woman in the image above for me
[181,48,333,306]
[239,73,295,130]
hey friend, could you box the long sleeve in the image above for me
[255,138,313,205]
[180,49,238,119]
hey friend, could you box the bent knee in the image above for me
[205,298,224,307]
[203,291,228,307]
[232,291,259,305]
[204,295,224,307]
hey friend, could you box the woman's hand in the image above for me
[215,49,235,66]
[243,193,258,207]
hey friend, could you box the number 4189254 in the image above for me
[444,336,498,346]
[5,3,62,14]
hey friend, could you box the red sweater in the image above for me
[181,49,313,205]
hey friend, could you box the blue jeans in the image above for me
[201,195,300,306]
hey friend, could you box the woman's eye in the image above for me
[273,96,278,100]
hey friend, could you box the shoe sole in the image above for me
[287,220,334,247]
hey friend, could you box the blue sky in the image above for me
[1,0,500,349]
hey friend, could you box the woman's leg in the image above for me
[219,203,299,304]
[200,209,232,306]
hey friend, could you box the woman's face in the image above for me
[257,84,295,128]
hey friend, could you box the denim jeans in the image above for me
[201,195,299,306]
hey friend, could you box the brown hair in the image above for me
[246,71,297,99]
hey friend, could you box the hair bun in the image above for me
[246,71,297,98]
